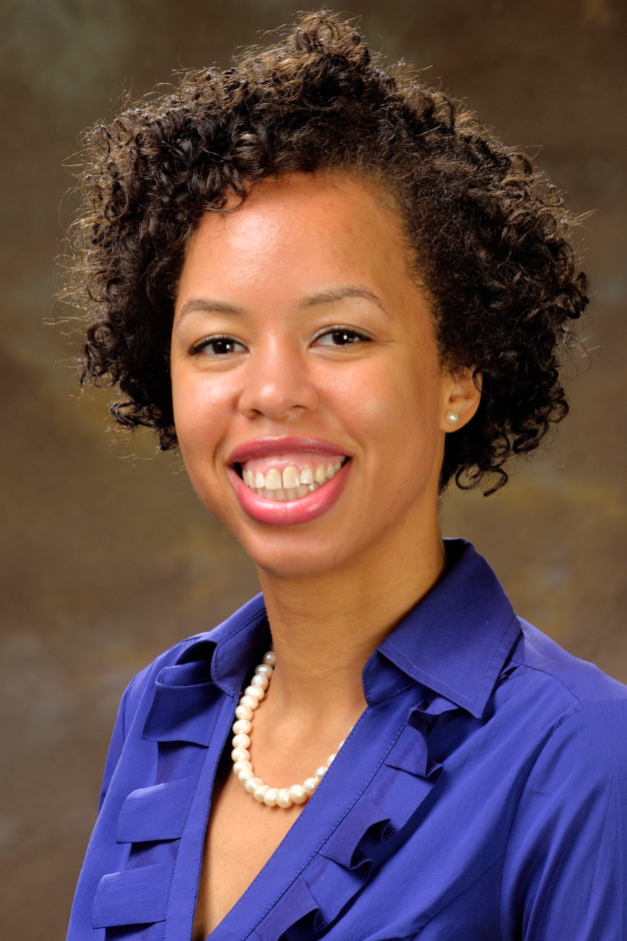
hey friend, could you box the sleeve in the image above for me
[501,699,627,941]
[98,673,138,812]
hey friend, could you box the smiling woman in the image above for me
[65,11,627,941]
[170,175,474,559]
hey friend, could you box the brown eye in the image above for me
[192,336,246,356]
[316,328,369,347]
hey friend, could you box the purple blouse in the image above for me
[67,539,627,940]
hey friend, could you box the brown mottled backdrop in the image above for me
[0,0,625,937]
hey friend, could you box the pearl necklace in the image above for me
[231,650,343,808]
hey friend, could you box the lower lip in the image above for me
[228,461,351,526]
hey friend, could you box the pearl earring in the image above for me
[446,410,460,425]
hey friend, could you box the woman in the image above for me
[66,12,627,941]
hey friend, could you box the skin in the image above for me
[170,173,481,938]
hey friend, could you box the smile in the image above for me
[239,459,344,501]
[227,437,352,526]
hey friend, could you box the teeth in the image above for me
[265,468,282,490]
[282,466,300,489]
[241,460,345,499]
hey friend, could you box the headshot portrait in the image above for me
[1,3,625,940]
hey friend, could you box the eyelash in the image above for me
[314,327,372,347]
[189,327,372,356]
[190,335,246,356]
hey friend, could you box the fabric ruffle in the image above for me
[92,657,220,938]
[92,652,457,941]
[252,700,455,941]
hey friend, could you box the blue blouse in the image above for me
[67,540,627,941]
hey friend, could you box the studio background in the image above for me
[1,1,625,937]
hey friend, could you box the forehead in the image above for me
[178,173,412,302]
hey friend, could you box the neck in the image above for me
[256,514,447,724]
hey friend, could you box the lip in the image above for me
[227,435,348,466]
[227,458,352,526]
[226,436,352,526]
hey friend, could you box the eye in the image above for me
[314,327,371,347]
[191,335,247,356]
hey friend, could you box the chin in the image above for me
[239,532,352,581]
[258,558,329,579]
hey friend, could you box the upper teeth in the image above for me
[242,462,343,495]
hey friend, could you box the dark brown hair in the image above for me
[65,10,589,494]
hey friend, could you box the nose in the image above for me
[237,337,319,421]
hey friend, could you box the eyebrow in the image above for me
[176,285,387,321]
[177,298,246,319]
[299,286,387,314]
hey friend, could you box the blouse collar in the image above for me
[149,538,519,732]
[375,538,520,717]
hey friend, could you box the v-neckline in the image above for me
[190,693,410,941]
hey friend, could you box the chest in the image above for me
[81,684,536,941]
[192,754,515,941]
[192,760,306,940]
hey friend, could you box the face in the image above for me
[171,174,477,578]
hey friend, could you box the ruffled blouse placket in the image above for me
[205,664,457,941]
[92,656,233,940]
[91,647,456,941]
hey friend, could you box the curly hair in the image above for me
[65,10,589,495]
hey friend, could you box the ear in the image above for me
[439,368,481,433]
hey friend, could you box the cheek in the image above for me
[171,368,232,457]
[326,354,440,454]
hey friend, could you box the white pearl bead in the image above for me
[338,740,345,749]
[233,759,252,775]
[239,694,259,711]
[276,789,293,808]
[255,664,274,678]
[263,787,279,807]
[231,746,250,762]
[230,649,350,812]
[251,674,269,691]
[232,719,252,735]
[288,785,308,805]
[446,409,460,425]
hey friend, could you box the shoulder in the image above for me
[502,617,627,768]
[509,616,627,708]
[500,625,627,936]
